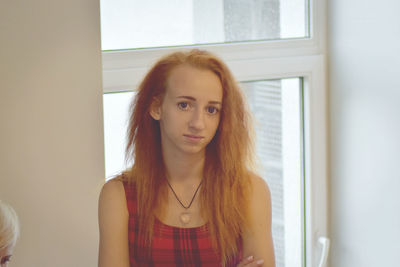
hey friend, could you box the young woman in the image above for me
[0,201,20,267]
[98,49,275,267]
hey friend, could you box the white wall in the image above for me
[0,1,104,266]
[328,0,400,266]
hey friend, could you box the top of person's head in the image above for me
[137,49,237,101]
[0,201,20,251]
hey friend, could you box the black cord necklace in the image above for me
[166,180,203,209]
[166,179,203,225]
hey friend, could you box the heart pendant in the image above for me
[180,212,190,225]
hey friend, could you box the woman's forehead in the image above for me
[165,65,223,101]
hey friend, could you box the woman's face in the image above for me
[0,245,14,267]
[151,64,223,157]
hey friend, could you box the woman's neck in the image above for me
[162,149,205,184]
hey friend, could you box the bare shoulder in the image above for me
[242,172,275,266]
[100,178,126,202]
[249,173,271,204]
[247,173,272,225]
[98,178,130,266]
[99,178,128,221]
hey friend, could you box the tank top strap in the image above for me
[122,180,138,216]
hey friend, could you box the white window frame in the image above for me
[101,0,328,266]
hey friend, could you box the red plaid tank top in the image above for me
[123,181,242,266]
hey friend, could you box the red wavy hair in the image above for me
[122,49,255,265]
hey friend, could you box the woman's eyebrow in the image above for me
[177,96,222,105]
[177,96,196,101]
[209,101,222,105]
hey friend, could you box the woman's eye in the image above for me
[177,102,189,110]
[207,106,219,114]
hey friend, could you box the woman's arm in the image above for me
[98,179,130,267]
[241,174,275,267]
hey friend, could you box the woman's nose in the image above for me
[188,108,205,130]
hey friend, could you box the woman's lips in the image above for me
[183,134,204,142]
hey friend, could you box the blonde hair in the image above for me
[0,201,20,250]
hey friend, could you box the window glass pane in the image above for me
[102,77,304,266]
[100,0,309,51]
[103,91,135,178]
[241,78,303,267]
